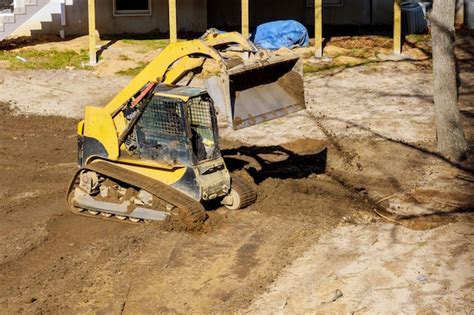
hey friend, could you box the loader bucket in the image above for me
[205,54,305,130]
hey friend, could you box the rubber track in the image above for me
[231,175,257,209]
[67,160,208,225]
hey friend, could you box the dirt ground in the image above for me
[0,31,473,314]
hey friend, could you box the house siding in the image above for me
[208,0,394,30]
[40,0,207,36]
[31,0,432,37]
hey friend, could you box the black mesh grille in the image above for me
[187,96,219,161]
[139,98,185,137]
[187,97,213,128]
[135,97,189,163]
[132,94,219,164]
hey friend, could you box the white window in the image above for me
[114,0,152,16]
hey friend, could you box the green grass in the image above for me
[121,39,170,51]
[118,54,131,61]
[348,48,372,59]
[359,64,381,74]
[406,34,430,44]
[116,61,147,76]
[303,60,371,75]
[303,62,340,74]
[0,49,91,70]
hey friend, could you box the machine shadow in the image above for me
[221,145,327,185]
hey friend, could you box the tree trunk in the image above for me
[431,0,468,161]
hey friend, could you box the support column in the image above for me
[455,0,464,26]
[169,0,177,43]
[88,0,96,65]
[393,0,402,55]
[314,0,322,58]
[242,0,249,38]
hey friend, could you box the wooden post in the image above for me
[88,0,96,65]
[169,0,177,43]
[393,0,402,55]
[455,0,464,26]
[314,0,322,58]
[242,0,249,38]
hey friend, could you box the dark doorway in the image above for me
[207,0,309,34]
[207,0,241,32]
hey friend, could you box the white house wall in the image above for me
[11,0,66,36]
[7,0,456,38]
[38,0,208,36]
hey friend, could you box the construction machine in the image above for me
[67,31,306,225]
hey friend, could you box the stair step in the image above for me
[14,6,27,15]
[1,0,72,40]
[0,14,15,24]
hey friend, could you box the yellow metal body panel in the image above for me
[153,92,190,102]
[84,106,119,160]
[77,120,85,135]
[164,56,206,85]
[203,32,255,51]
[114,161,187,186]
[112,111,127,136]
[104,32,257,117]
[104,40,223,115]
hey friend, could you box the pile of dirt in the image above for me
[277,70,305,106]
[0,35,64,51]
[0,101,14,116]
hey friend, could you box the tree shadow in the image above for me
[310,113,474,173]
[222,145,327,185]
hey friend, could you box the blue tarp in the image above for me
[251,20,309,50]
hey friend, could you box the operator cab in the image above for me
[125,84,221,166]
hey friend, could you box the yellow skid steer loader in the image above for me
[67,31,306,225]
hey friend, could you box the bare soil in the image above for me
[0,102,371,313]
[0,32,472,314]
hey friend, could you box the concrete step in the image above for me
[1,0,73,39]
[0,0,50,41]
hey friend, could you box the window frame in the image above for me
[113,0,152,17]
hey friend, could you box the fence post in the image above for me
[88,0,96,65]
[242,0,249,38]
[169,0,177,43]
[315,0,323,58]
[393,0,402,55]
